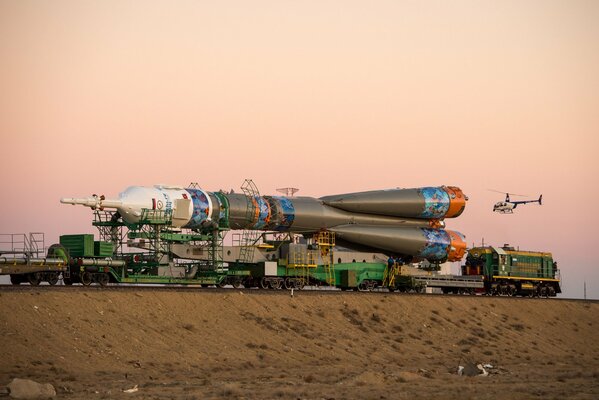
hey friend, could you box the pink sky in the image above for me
[1,1,598,298]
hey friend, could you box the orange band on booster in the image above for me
[444,186,467,218]
[446,230,467,261]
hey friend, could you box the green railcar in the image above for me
[463,245,561,297]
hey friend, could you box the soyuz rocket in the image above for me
[61,185,468,262]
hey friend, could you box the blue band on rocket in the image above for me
[420,187,450,218]
[253,197,271,229]
[186,188,210,229]
[273,196,295,231]
[419,228,450,260]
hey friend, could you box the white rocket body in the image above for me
[61,185,214,228]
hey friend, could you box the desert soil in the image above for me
[0,288,598,399]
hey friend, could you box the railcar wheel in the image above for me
[47,273,59,286]
[270,279,281,290]
[63,276,73,285]
[10,274,22,285]
[260,278,269,289]
[284,277,293,290]
[232,280,242,289]
[81,272,93,286]
[28,273,41,286]
[96,273,109,286]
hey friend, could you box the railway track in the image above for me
[0,284,595,302]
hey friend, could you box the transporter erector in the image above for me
[2,181,560,296]
[61,184,467,263]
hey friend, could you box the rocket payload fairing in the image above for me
[61,185,468,262]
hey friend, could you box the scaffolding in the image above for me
[286,248,317,287]
[314,230,335,285]
[238,179,262,263]
[188,182,228,271]
[208,228,226,272]
[93,211,127,256]
[383,262,401,287]
[125,209,173,265]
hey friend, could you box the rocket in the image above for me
[61,185,468,262]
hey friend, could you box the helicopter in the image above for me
[492,191,543,214]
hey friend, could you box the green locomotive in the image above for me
[462,245,561,297]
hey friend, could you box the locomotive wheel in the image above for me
[63,276,73,285]
[284,277,293,290]
[260,278,269,289]
[270,279,281,290]
[28,272,41,286]
[218,279,227,288]
[232,280,242,289]
[81,272,93,286]
[96,273,109,286]
[47,272,59,286]
[10,274,22,285]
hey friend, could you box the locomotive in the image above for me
[462,245,560,297]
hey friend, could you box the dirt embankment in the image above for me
[0,289,598,399]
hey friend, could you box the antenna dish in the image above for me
[277,187,299,197]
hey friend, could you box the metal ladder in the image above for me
[238,179,262,263]
[315,231,335,285]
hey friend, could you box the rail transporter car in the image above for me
[1,211,561,297]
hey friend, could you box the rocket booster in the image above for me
[61,185,467,262]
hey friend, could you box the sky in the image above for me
[1,0,598,298]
